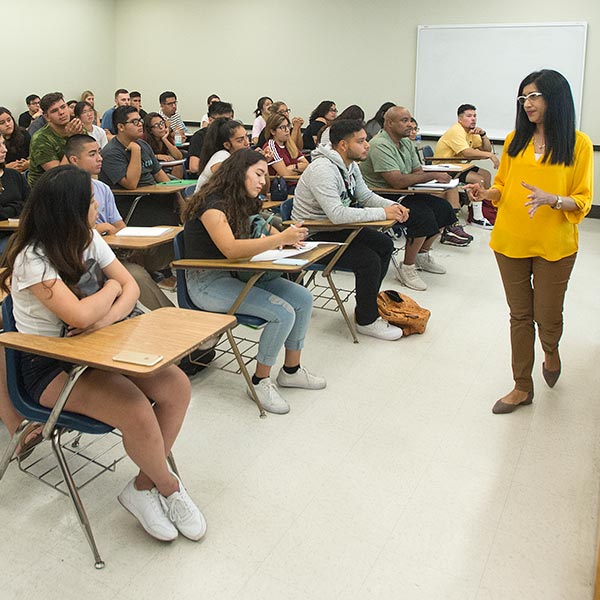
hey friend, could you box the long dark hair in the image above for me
[309,100,335,122]
[254,96,273,118]
[198,118,244,173]
[507,69,576,165]
[0,107,27,157]
[0,165,93,294]
[368,102,396,128]
[143,112,169,154]
[183,149,265,237]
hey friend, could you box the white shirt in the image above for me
[194,150,230,192]
[12,230,116,337]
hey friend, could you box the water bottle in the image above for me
[174,130,183,146]
[415,132,422,149]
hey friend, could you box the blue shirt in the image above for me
[92,178,122,225]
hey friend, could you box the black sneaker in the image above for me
[440,228,470,247]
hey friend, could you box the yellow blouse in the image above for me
[489,130,593,261]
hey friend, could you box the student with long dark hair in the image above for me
[365,101,395,140]
[0,107,30,173]
[251,96,273,145]
[183,149,325,414]
[0,165,206,541]
[302,100,337,151]
[318,104,365,146]
[468,69,593,414]
[194,118,249,191]
[143,112,184,179]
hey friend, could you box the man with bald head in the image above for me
[360,106,459,291]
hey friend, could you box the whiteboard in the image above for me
[414,23,587,140]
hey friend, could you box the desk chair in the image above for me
[280,198,359,343]
[0,296,178,569]
[173,232,267,417]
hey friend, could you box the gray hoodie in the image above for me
[292,144,394,224]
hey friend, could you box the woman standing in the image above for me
[251,96,273,146]
[183,149,325,414]
[469,69,593,414]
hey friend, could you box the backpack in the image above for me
[377,289,431,336]
[270,176,288,201]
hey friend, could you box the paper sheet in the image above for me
[115,227,173,237]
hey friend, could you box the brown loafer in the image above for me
[492,391,534,414]
[542,362,561,388]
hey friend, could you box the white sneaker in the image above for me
[396,263,427,291]
[118,478,178,541]
[470,217,494,230]
[276,366,327,390]
[356,317,404,341]
[162,475,207,541]
[415,251,446,274]
[247,378,290,414]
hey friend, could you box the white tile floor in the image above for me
[1,218,599,599]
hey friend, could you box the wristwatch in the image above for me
[552,195,563,210]
[479,130,487,137]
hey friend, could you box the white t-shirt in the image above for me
[11,230,116,337]
[252,116,266,140]
[90,125,108,149]
[194,149,230,192]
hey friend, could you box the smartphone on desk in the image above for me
[112,351,163,367]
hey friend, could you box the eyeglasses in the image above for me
[328,107,338,113]
[277,125,290,131]
[278,108,291,115]
[126,118,144,126]
[150,121,166,129]
[517,92,543,105]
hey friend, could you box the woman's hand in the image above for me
[279,222,308,249]
[522,181,557,217]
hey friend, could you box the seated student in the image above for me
[28,92,83,188]
[360,106,458,291]
[0,165,205,541]
[188,101,234,176]
[99,106,180,227]
[365,102,396,141]
[183,149,325,414]
[101,89,130,136]
[74,101,108,148]
[200,94,220,128]
[143,112,184,179]
[158,91,187,138]
[256,101,303,150]
[318,105,365,147]
[18,94,41,129]
[434,103,500,228]
[302,100,337,152]
[0,107,31,173]
[65,134,173,311]
[80,90,101,125]
[251,96,273,145]
[263,113,308,184]
[0,133,29,252]
[194,118,249,191]
[130,91,148,119]
[293,119,407,341]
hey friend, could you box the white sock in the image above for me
[471,201,484,221]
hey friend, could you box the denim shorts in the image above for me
[20,352,73,404]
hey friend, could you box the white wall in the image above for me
[4,0,116,116]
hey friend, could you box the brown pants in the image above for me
[494,252,577,393]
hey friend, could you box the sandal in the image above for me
[16,423,44,460]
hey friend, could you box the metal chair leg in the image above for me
[226,330,266,418]
[52,428,105,569]
[0,419,29,479]
[325,274,359,343]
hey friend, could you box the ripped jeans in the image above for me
[186,270,313,366]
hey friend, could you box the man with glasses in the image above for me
[434,103,499,228]
[18,94,41,129]
[28,92,83,187]
[101,88,131,135]
[159,91,187,138]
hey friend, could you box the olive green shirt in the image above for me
[28,124,67,188]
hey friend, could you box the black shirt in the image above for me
[18,112,33,129]
[183,195,227,259]
[0,168,29,220]
[188,128,207,163]
[302,119,326,151]
[5,130,31,164]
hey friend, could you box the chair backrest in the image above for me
[1,295,112,432]
[279,197,294,222]
[173,232,198,311]
[421,145,434,159]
